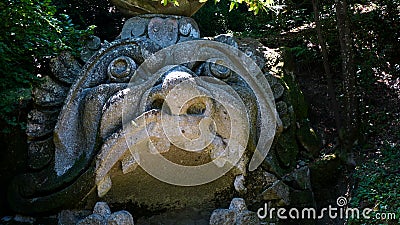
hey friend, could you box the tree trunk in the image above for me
[311,0,343,137]
[335,0,358,162]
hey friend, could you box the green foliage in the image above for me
[0,0,94,132]
[194,0,261,36]
[351,0,400,89]
[164,0,274,14]
[194,0,314,37]
[349,143,400,224]
[54,0,124,40]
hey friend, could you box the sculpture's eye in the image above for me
[107,56,137,83]
[208,62,231,79]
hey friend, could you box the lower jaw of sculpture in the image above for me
[97,149,239,213]
[94,109,246,212]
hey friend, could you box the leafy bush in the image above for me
[349,143,400,224]
[54,0,125,40]
[0,0,94,132]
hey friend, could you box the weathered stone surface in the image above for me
[100,88,132,140]
[204,62,232,79]
[93,202,112,218]
[276,101,288,116]
[276,101,293,130]
[94,64,253,198]
[13,215,36,224]
[50,52,82,84]
[86,36,102,51]
[234,175,247,194]
[120,153,138,174]
[137,38,162,59]
[106,211,134,225]
[107,56,137,83]
[54,83,126,176]
[178,17,200,42]
[32,76,69,107]
[97,175,112,198]
[265,72,278,86]
[213,34,238,48]
[28,137,54,170]
[58,210,91,225]
[209,209,236,225]
[272,83,284,100]
[179,17,198,36]
[26,109,59,139]
[81,36,102,63]
[76,202,134,225]
[120,15,200,45]
[229,198,247,214]
[76,213,104,225]
[236,211,260,225]
[237,38,267,69]
[148,17,179,48]
[121,17,149,39]
[211,199,260,225]
[263,171,278,185]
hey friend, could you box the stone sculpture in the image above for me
[110,0,204,16]
[7,1,321,224]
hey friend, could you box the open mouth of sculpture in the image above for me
[95,66,251,196]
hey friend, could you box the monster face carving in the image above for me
[56,36,276,207]
[10,15,308,215]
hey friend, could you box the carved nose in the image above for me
[146,70,213,116]
[162,70,194,94]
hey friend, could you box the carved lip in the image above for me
[95,107,241,197]
[110,0,205,17]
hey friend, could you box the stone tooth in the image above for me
[121,153,138,174]
[97,175,112,198]
[234,175,247,194]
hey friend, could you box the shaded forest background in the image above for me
[0,0,399,223]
